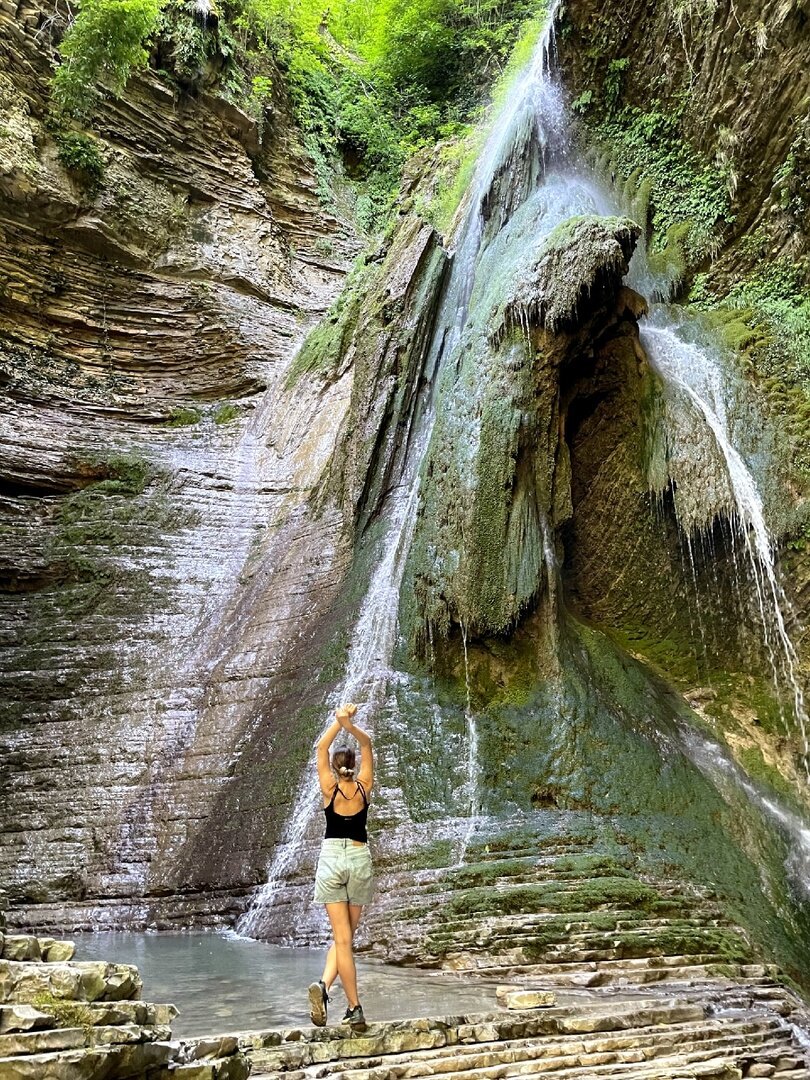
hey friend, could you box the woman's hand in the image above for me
[336,703,358,729]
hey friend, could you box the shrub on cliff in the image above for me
[52,0,163,118]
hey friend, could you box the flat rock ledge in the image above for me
[237,993,809,1079]
[495,986,556,1009]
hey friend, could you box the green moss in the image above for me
[442,876,660,919]
[584,102,732,280]
[552,853,633,876]
[607,622,700,688]
[446,857,538,887]
[737,746,805,812]
[33,992,95,1033]
[213,403,241,425]
[687,258,810,476]
[166,406,202,427]
[406,840,454,870]
[286,258,380,388]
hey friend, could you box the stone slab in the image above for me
[0,1025,85,1056]
[495,987,557,1010]
[0,1005,54,1034]
[0,960,142,1004]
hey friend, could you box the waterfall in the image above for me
[641,312,810,774]
[237,0,566,939]
[239,0,809,942]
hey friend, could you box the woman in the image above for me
[308,702,374,1031]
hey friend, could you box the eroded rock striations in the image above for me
[2,0,810,1022]
[0,0,366,925]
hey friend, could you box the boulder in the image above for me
[1,937,41,963]
[495,987,557,1010]
[42,941,76,963]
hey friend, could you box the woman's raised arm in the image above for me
[337,706,373,790]
[316,717,341,796]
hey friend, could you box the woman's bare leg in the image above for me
[324,902,364,1006]
[321,904,364,992]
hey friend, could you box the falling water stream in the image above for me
[238,1,567,936]
[640,313,810,775]
[239,0,810,936]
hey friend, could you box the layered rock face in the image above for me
[557,0,810,268]
[0,905,250,1077]
[0,0,363,924]
[3,0,810,1022]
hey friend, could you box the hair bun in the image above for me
[339,765,351,775]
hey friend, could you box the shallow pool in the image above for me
[75,932,501,1037]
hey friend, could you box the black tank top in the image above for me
[323,781,368,843]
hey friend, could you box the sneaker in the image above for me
[342,1003,367,1032]
[308,980,329,1026]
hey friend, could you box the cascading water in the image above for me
[640,312,810,775]
[239,0,810,942]
[238,0,567,938]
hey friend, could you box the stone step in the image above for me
[447,958,764,983]
[0,1026,86,1056]
[250,1035,799,1080]
[0,959,143,1004]
[0,1040,175,1079]
[423,916,737,935]
[266,1019,787,1079]
[287,1033,802,1080]
[245,1002,715,1069]
[385,908,732,938]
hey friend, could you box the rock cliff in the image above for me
[0,0,362,924]
[2,0,810,1008]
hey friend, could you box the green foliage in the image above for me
[166,405,202,426]
[590,101,732,272]
[50,0,547,231]
[52,0,163,119]
[213,403,241,424]
[286,257,379,386]
[771,116,810,224]
[571,89,593,114]
[603,57,629,115]
[247,73,274,118]
[55,131,106,190]
[33,993,95,1033]
[688,258,810,473]
[442,876,661,918]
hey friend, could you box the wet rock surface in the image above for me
[0,900,250,1079]
[238,992,809,1079]
[0,0,363,925]
[557,0,810,266]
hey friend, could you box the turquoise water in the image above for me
[75,931,500,1037]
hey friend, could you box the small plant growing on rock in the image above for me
[166,405,202,426]
[51,0,163,119]
[55,131,106,191]
[33,992,95,1034]
[213,403,240,424]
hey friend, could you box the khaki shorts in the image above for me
[314,838,375,906]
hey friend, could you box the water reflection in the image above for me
[75,931,499,1036]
